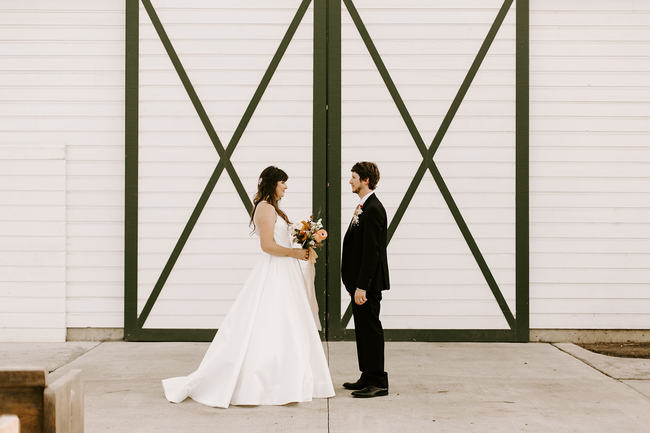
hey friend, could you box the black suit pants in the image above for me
[351,289,388,388]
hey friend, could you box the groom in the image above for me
[341,162,390,398]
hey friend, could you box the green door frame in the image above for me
[124,0,529,342]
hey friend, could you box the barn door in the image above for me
[125,0,529,342]
[324,0,529,342]
[124,0,326,341]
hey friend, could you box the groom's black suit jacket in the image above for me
[341,193,390,295]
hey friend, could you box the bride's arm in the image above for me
[254,202,308,260]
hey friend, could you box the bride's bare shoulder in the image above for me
[257,200,274,211]
[254,201,277,222]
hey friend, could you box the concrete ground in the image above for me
[1,341,649,433]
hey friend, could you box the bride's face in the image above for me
[275,180,287,200]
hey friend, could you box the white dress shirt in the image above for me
[359,190,375,207]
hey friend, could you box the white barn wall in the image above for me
[529,0,650,329]
[0,146,66,342]
[0,1,125,340]
[339,0,650,333]
[0,0,314,338]
[0,0,648,341]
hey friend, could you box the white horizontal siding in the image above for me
[0,0,125,331]
[1,0,648,339]
[0,0,315,333]
[338,0,650,331]
[529,0,650,329]
[0,146,66,342]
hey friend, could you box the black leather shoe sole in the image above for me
[342,381,367,390]
[351,386,389,398]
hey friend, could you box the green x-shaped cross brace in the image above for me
[137,0,312,327]
[339,0,516,329]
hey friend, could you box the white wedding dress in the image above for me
[162,215,335,408]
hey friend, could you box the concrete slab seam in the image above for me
[551,343,650,402]
[51,342,103,374]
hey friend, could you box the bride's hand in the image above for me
[292,248,309,261]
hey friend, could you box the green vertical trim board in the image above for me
[515,0,530,342]
[325,0,343,341]
[313,0,328,336]
[124,0,139,340]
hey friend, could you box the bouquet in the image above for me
[291,216,327,264]
[291,215,327,331]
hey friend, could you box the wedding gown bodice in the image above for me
[254,216,292,249]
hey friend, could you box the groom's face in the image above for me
[349,172,366,194]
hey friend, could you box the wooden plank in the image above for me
[530,313,650,329]
[531,299,650,315]
[65,313,121,328]
[0,11,123,26]
[0,146,64,160]
[0,191,65,207]
[43,369,83,433]
[0,282,66,298]
[0,329,65,342]
[0,369,46,388]
[0,369,45,433]
[0,222,65,237]
[0,42,124,58]
[0,28,122,42]
[371,316,510,330]
[0,252,65,267]
[0,160,65,176]
[0,237,66,252]
[0,314,64,328]
[0,0,120,11]
[0,176,65,191]
[0,389,43,432]
[0,267,66,283]
[0,299,65,314]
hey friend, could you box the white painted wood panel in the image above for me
[0,146,66,342]
[0,0,125,331]
[530,0,650,329]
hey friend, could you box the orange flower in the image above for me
[314,229,328,243]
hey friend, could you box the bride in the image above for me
[162,166,335,408]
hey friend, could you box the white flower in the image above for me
[351,205,363,226]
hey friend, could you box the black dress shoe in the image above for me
[342,379,367,390]
[351,385,388,398]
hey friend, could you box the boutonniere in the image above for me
[351,204,363,226]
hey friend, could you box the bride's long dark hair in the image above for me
[249,166,291,232]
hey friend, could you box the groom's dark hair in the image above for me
[352,162,380,190]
